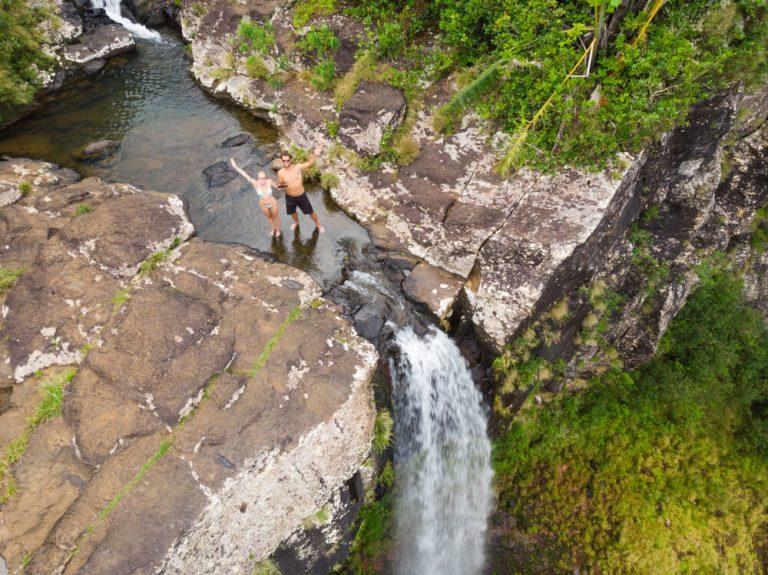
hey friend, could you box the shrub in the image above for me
[0,1,55,112]
[245,54,269,79]
[0,267,25,293]
[237,18,275,56]
[319,171,339,190]
[325,119,339,137]
[74,203,92,216]
[375,20,405,59]
[310,58,336,91]
[372,409,394,456]
[292,0,335,29]
[297,25,340,57]
[434,0,768,171]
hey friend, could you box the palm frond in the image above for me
[633,0,667,46]
[442,58,507,117]
[498,40,594,176]
[498,126,530,176]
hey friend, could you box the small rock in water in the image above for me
[82,58,106,75]
[82,139,120,156]
[219,133,251,148]
[255,143,280,159]
[202,161,237,188]
[354,303,386,341]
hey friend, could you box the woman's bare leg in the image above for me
[261,205,276,236]
[270,205,281,236]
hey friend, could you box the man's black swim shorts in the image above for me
[285,193,314,215]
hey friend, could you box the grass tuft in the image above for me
[0,266,25,293]
[0,368,76,503]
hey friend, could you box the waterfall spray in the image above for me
[90,0,161,41]
[391,327,493,575]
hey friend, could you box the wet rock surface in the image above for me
[61,23,136,67]
[0,158,377,574]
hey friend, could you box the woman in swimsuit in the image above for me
[229,158,282,237]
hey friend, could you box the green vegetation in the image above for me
[0,266,24,293]
[191,2,206,17]
[246,305,303,378]
[751,206,768,253]
[298,25,340,57]
[0,0,54,117]
[319,171,339,190]
[341,0,766,172]
[372,409,393,456]
[245,54,270,80]
[111,287,131,312]
[298,25,340,91]
[138,238,180,275]
[237,18,275,56]
[251,558,282,575]
[346,494,394,574]
[138,250,169,275]
[629,223,670,300]
[0,369,76,503]
[293,0,335,29]
[434,0,767,171]
[493,269,768,572]
[310,58,336,91]
[18,180,31,195]
[74,203,92,216]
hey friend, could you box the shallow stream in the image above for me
[0,30,370,286]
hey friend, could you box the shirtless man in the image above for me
[277,146,325,233]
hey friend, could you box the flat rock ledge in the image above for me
[0,158,377,574]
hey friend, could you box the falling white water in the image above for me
[90,0,161,40]
[391,327,494,575]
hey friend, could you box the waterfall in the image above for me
[90,0,161,41]
[391,327,494,575]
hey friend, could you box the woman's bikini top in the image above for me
[255,181,274,200]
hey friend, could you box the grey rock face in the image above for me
[0,158,378,575]
[62,23,136,66]
[339,81,407,156]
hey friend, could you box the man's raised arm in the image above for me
[299,145,322,170]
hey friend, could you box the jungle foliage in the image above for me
[0,0,54,117]
[493,269,768,572]
[347,0,768,171]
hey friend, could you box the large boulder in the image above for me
[62,23,136,67]
[339,81,406,157]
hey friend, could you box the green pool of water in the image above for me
[0,29,369,286]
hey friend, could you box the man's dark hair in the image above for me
[280,151,292,160]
